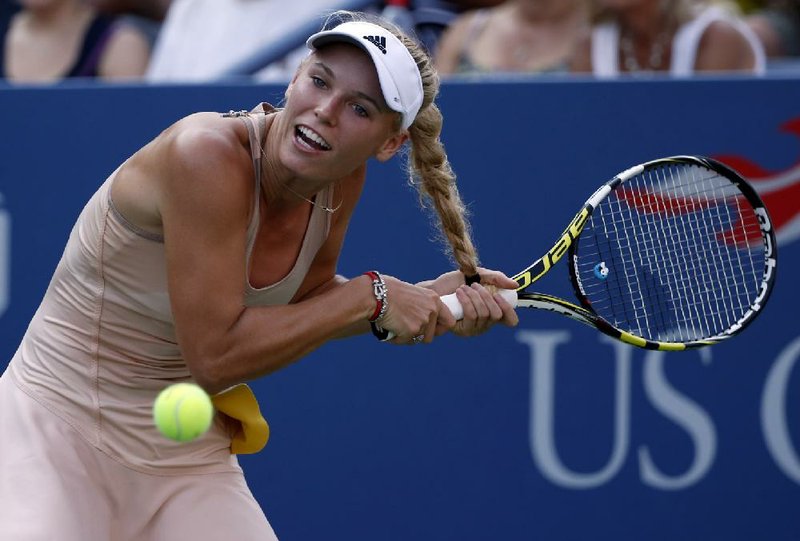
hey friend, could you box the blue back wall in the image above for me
[1,76,798,540]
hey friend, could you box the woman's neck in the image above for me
[619,1,673,41]
[508,0,581,25]
[259,111,315,208]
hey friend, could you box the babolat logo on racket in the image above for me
[362,35,387,54]
[728,206,777,334]
[516,207,591,290]
[756,207,775,257]
[509,156,775,351]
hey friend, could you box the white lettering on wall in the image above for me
[638,349,716,490]
[518,331,716,490]
[517,330,632,489]
[762,336,800,484]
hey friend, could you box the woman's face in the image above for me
[277,43,406,183]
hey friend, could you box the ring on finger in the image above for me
[412,335,424,344]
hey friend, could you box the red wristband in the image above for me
[363,271,388,323]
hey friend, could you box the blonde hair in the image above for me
[323,11,481,277]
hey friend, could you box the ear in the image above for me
[374,131,409,162]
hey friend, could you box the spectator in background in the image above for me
[0,0,150,83]
[386,0,504,56]
[434,0,588,76]
[84,0,170,21]
[571,0,766,77]
[743,0,800,58]
[146,0,347,82]
[83,0,171,48]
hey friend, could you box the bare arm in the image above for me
[569,31,594,73]
[147,116,454,393]
[152,120,377,393]
[99,21,151,79]
[694,20,758,72]
[433,12,477,75]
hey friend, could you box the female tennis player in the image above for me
[0,10,518,541]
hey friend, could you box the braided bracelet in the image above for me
[364,271,390,341]
[364,271,388,322]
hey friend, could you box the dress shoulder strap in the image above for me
[234,109,266,263]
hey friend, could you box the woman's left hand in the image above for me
[422,268,519,337]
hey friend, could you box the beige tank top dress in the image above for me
[0,104,331,540]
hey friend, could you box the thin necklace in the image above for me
[223,109,343,214]
[282,181,343,214]
[259,138,342,215]
[619,29,670,72]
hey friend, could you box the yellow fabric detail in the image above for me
[211,383,270,455]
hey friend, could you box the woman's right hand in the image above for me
[374,275,456,344]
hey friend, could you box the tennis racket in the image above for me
[438,155,777,350]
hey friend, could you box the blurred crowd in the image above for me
[0,0,797,84]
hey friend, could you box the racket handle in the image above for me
[440,287,518,319]
[382,288,518,341]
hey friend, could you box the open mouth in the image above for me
[295,126,331,151]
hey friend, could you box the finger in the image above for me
[473,283,504,322]
[475,268,519,290]
[466,284,491,320]
[453,286,479,334]
[456,286,492,336]
[423,311,437,343]
[495,292,520,326]
[455,286,477,321]
[434,320,450,336]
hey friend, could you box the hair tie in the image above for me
[464,273,481,285]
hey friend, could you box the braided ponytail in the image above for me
[323,11,481,276]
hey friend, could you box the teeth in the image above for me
[297,126,331,150]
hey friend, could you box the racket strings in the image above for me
[631,171,755,339]
[577,163,766,342]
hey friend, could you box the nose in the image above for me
[314,95,340,126]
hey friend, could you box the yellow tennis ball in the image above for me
[153,383,214,442]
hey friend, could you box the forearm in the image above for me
[300,273,373,339]
[191,274,374,393]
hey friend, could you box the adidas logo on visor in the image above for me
[363,35,387,54]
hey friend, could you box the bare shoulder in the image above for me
[444,10,483,40]
[569,28,594,73]
[111,112,254,234]
[164,113,250,175]
[695,19,757,71]
[435,10,482,72]
[158,113,256,220]
[99,19,152,79]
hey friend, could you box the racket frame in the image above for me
[511,156,777,351]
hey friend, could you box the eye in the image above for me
[351,103,369,118]
[311,76,326,89]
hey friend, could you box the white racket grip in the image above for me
[382,288,518,341]
[441,287,519,320]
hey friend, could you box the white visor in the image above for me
[306,21,423,130]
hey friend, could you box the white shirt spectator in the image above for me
[146,0,348,82]
[591,4,766,77]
